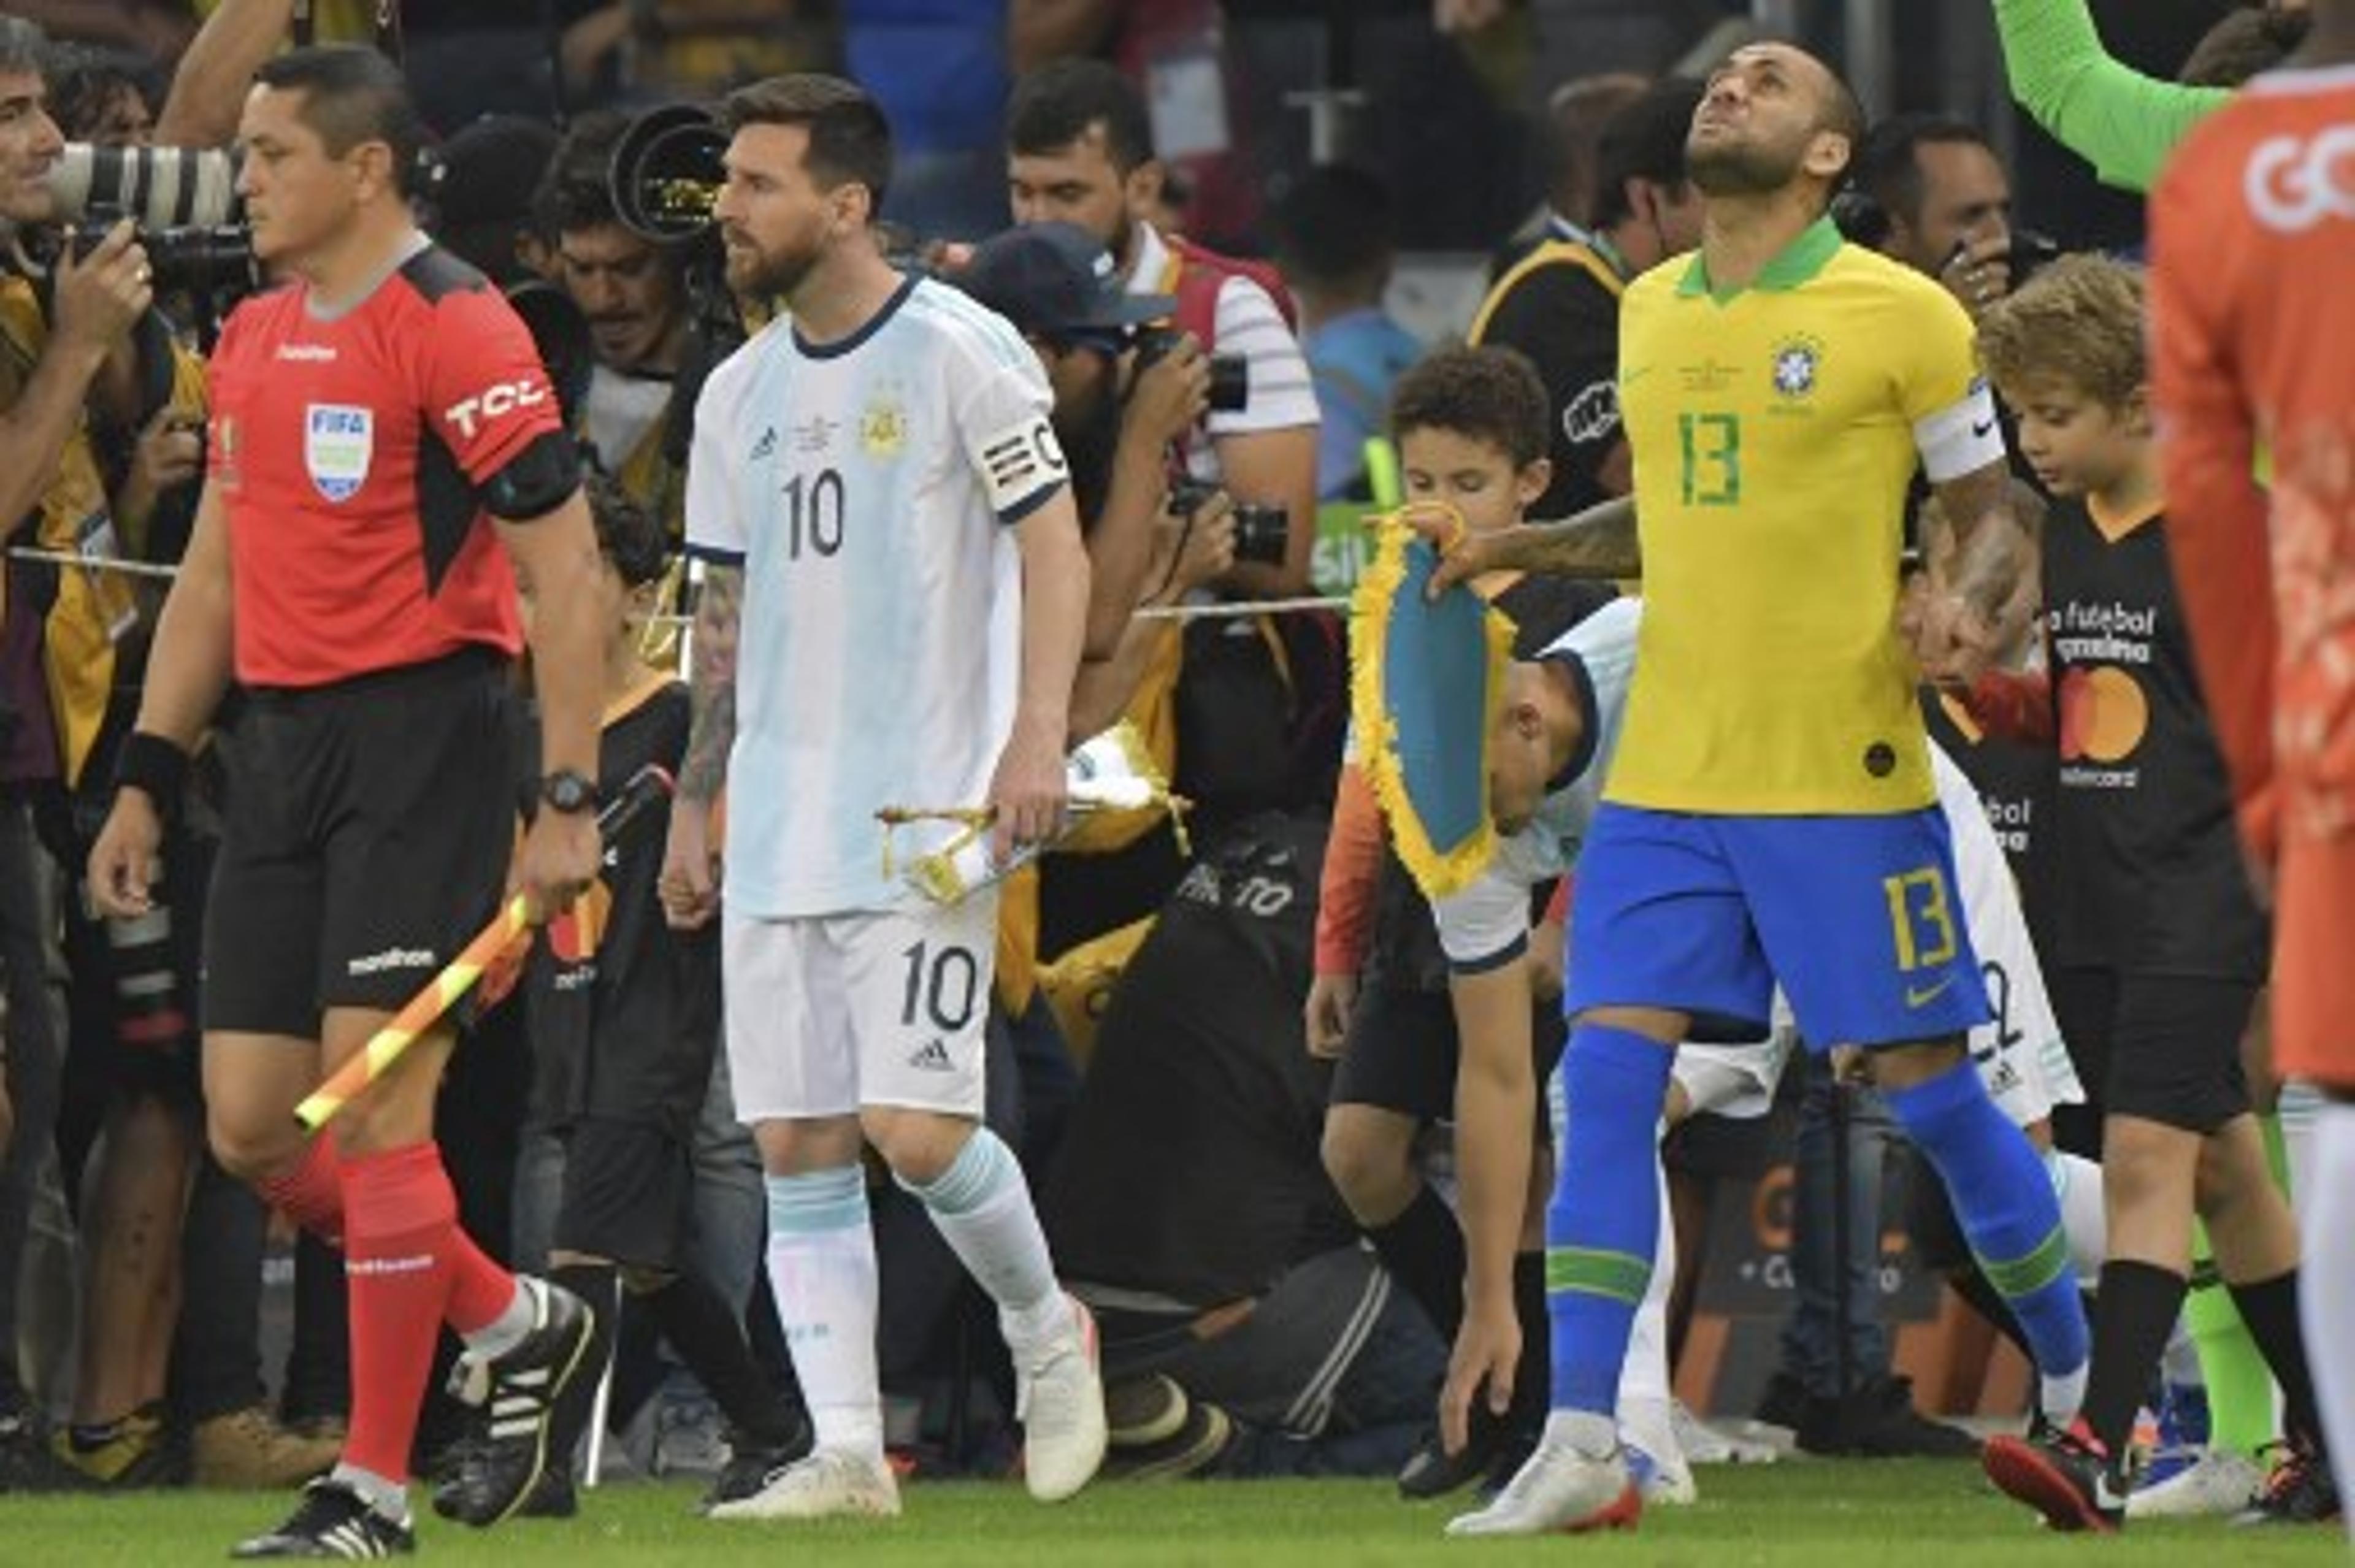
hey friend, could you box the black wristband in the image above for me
[116,730,189,814]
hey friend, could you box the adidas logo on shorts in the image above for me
[907,1038,954,1073]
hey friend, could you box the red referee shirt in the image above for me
[207,242,565,687]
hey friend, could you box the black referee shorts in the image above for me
[1327,982,1567,1137]
[204,648,516,1039]
[2048,965,2257,1137]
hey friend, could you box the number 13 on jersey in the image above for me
[1679,412,1741,507]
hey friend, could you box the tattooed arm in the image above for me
[1915,459,2036,687]
[661,562,741,929]
[1424,494,1641,594]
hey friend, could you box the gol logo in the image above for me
[2059,666,2147,763]
[2245,126,2355,233]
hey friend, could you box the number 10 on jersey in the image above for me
[781,467,846,559]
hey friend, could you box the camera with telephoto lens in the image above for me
[1133,324,1249,412]
[47,142,242,230]
[48,142,262,318]
[1168,477,1289,568]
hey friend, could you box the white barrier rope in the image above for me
[1131,594,1347,621]
[7,547,181,580]
[9,549,1354,621]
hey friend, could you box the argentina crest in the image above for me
[304,404,373,502]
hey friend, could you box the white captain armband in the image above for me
[977,415,1069,519]
[1912,378,2007,484]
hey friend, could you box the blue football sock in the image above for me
[1883,1058,2089,1384]
[1548,1023,1676,1418]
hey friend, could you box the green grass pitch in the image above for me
[0,1463,2345,1566]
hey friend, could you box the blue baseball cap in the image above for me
[951,221,1174,340]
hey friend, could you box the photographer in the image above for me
[0,14,163,1448]
[1006,59,1320,603]
[1847,115,2042,326]
[532,112,692,536]
[952,221,1217,665]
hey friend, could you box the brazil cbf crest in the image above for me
[1769,335,1825,400]
[305,405,373,503]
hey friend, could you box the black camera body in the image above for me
[1168,477,1288,568]
[64,204,261,339]
[142,224,260,298]
[1133,324,1249,413]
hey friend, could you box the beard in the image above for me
[1685,126,1807,198]
[725,236,821,304]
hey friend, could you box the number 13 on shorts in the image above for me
[1882,866,1959,973]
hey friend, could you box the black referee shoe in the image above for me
[434,1278,595,1529]
[231,1478,415,1558]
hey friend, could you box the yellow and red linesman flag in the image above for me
[293,765,673,1133]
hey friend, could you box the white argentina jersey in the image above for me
[1434,595,1642,969]
[686,276,1066,916]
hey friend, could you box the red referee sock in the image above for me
[259,1128,345,1244]
[339,1141,465,1484]
[443,1227,521,1338]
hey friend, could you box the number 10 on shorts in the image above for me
[1882,866,1959,973]
[900,939,981,1033]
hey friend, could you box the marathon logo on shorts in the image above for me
[347,946,436,977]
[304,404,373,503]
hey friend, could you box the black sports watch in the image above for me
[540,768,597,816]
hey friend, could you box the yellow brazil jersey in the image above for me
[1607,216,1979,816]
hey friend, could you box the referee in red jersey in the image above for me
[86,47,607,1559]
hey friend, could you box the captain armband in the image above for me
[1912,378,2007,484]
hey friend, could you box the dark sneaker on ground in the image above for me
[1751,1370,1807,1432]
[2232,1439,2343,1526]
[1397,1422,1499,1501]
[1798,1375,1980,1458]
[434,1277,596,1529]
[1982,1417,2126,1533]
[517,1467,576,1519]
[699,1418,818,1515]
[231,1478,416,1558]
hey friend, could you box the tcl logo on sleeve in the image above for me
[443,378,550,439]
[2245,126,2355,233]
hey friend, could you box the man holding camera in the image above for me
[0,14,174,1451]
[85,44,608,1558]
[951,222,1224,663]
[1847,115,2038,325]
[534,113,692,529]
[1006,58,1319,603]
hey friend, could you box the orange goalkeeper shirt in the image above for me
[2150,64,2355,859]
